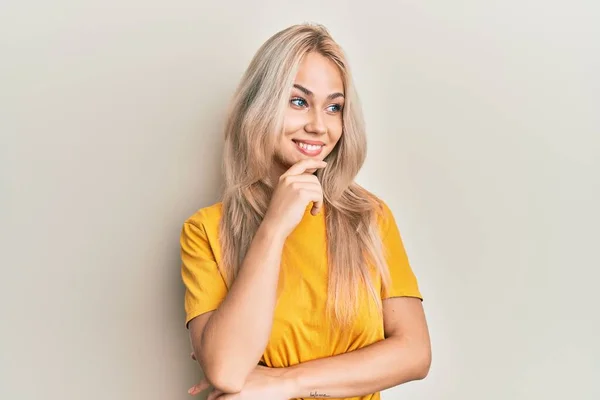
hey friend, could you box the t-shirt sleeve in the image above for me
[380,201,423,301]
[180,220,228,328]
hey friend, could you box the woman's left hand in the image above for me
[188,353,295,399]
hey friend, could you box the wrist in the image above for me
[279,365,302,399]
[258,218,288,243]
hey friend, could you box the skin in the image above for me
[186,52,431,399]
[271,51,345,184]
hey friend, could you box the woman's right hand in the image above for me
[261,159,327,238]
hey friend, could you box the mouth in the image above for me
[292,139,325,156]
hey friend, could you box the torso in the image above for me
[201,202,385,400]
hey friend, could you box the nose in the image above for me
[304,109,327,136]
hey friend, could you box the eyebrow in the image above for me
[293,84,344,101]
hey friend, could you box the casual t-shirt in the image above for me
[180,200,422,400]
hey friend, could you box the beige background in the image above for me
[1,1,599,399]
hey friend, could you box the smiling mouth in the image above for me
[292,139,325,156]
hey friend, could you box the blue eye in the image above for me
[291,97,307,107]
[327,104,342,113]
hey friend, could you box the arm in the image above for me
[187,297,430,398]
[188,160,327,393]
[192,222,286,393]
[283,297,431,398]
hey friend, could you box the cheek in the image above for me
[283,111,306,136]
[329,119,344,142]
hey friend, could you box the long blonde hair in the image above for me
[219,23,390,325]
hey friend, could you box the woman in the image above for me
[180,23,431,400]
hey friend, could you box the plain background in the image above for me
[1,1,599,399]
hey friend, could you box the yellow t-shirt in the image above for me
[180,200,422,400]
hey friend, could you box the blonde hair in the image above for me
[219,23,390,325]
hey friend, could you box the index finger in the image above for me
[281,159,327,178]
[188,378,210,395]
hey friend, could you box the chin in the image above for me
[279,147,327,170]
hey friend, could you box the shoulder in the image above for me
[369,194,395,233]
[184,201,223,234]
[349,184,396,233]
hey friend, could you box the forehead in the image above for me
[294,52,344,94]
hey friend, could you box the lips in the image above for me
[293,139,324,156]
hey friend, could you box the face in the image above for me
[273,52,345,176]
